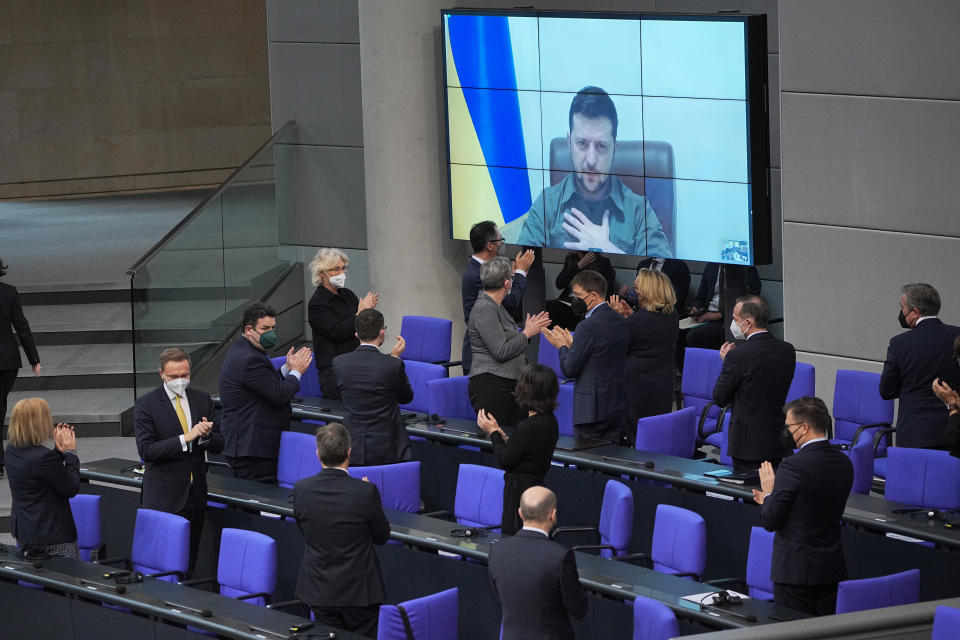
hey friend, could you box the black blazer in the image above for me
[218,336,300,459]
[636,258,691,310]
[293,468,391,607]
[5,444,79,545]
[713,332,796,461]
[946,412,960,459]
[556,255,617,298]
[559,303,629,425]
[690,263,761,311]
[625,308,679,391]
[308,285,360,377]
[488,529,589,640]
[879,318,960,448]
[0,282,39,371]
[492,413,559,535]
[134,385,224,513]
[761,440,854,586]
[332,345,414,466]
[461,257,528,370]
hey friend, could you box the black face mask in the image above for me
[898,309,911,329]
[570,296,588,317]
[780,427,797,451]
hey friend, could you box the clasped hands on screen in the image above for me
[561,208,625,254]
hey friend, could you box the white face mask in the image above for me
[730,319,747,341]
[328,273,347,289]
[164,377,190,396]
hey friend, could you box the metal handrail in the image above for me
[126,120,296,277]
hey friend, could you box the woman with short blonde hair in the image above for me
[307,248,380,398]
[609,269,680,442]
[5,398,81,559]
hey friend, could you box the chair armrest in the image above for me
[551,526,597,540]
[235,591,272,604]
[421,510,451,519]
[848,422,893,450]
[144,569,184,582]
[180,576,217,588]
[437,360,462,370]
[571,544,618,555]
[611,552,651,566]
[872,427,897,457]
[698,403,724,439]
[267,599,310,616]
[95,556,130,570]
[706,577,746,591]
[672,571,701,580]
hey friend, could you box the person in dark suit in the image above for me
[5,398,80,559]
[477,363,560,535]
[308,248,379,399]
[134,347,223,569]
[752,397,854,616]
[713,295,796,473]
[461,221,534,373]
[542,269,629,442]
[620,256,691,313]
[294,422,391,638]
[879,283,960,448]
[686,262,761,350]
[0,258,42,477]
[332,309,413,466]
[932,336,960,457]
[488,486,588,640]
[219,302,313,483]
[548,251,617,330]
[609,269,680,442]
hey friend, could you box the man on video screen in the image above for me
[517,86,671,258]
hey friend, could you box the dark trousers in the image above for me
[317,367,340,400]
[686,320,724,350]
[575,416,624,443]
[311,604,380,638]
[226,456,278,484]
[774,582,838,616]
[0,368,18,469]
[732,457,782,475]
[468,373,524,428]
[461,332,472,375]
[177,484,206,574]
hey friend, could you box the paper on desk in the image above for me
[679,318,709,331]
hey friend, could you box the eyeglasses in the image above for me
[490,237,506,244]
[326,265,349,274]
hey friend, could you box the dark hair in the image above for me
[901,283,941,317]
[469,221,499,253]
[242,302,277,331]
[0,258,6,278]
[736,294,769,329]
[315,422,351,466]
[569,86,618,139]
[355,308,385,341]
[570,269,607,297]
[513,363,559,413]
[783,396,831,435]
[158,347,191,371]
[953,334,960,360]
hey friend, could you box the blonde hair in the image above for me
[633,269,676,315]
[8,398,53,448]
[310,248,349,286]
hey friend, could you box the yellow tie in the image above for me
[175,395,193,482]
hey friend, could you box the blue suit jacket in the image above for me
[461,257,527,372]
[5,444,79,546]
[762,440,853,585]
[879,318,960,448]
[558,303,629,425]
[218,336,300,459]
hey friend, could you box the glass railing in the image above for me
[127,121,299,399]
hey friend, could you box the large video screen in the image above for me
[442,11,770,264]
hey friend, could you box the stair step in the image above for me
[23,302,131,333]
[5,388,132,428]
[19,288,131,306]
[15,343,132,377]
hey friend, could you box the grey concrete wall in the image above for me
[0,0,270,199]
[780,0,960,410]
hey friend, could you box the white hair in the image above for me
[310,248,349,286]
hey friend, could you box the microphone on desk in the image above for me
[644,460,655,469]
[703,604,757,623]
[451,524,500,538]
[699,591,757,623]
[164,601,213,618]
[79,577,127,593]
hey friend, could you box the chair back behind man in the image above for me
[217,528,277,606]
[832,370,893,449]
[131,508,190,582]
[69,494,102,561]
[454,464,504,529]
[277,431,324,489]
[885,447,960,510]
[348,461,421,513]
[400,361,446,413]
[835,568,920,614]
[599,480,633,558]
[426,376,475,421]
[651,504,706,581]
[556,383,575,437]
[932,606,960,640]
[682,348,724,440]
[271,355,322,397]
[631,595,679,640]
[787,362,816,401]
[745,526,775,600]
[377,587,459,640]
[634,407,697,458]
[400,316,453,365]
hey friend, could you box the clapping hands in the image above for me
[522,311,552,338]
[608,294,633,318]
[54,423,76,453]
[542,325,573,349]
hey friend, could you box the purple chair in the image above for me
[709,525,775,600]
[215,529,277,606]
[830,370,894,482]
[846,431,876,495]
[632,595,679,640]
[538,332,571,382]
[377,587,458,640]
[400,360,446,413]
[69,494,102,561]
[682,348,724,444]
[270,355,323,398]
[556,383,575,437]
[835,569,920,614]
[650,504,706,581]
[129,508,190,582]
[634,407,697,458]
[555,480,634,559]
[276,431,323,489]
[348,461,421,513]
[787,362,815,402]
[454,464,504,530]
[932,606,960,640]
[425,376,475,421]
[885,447,960,510]
[400,315,457,368]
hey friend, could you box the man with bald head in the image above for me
[713,294,797,473]
[488,486,588,640]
